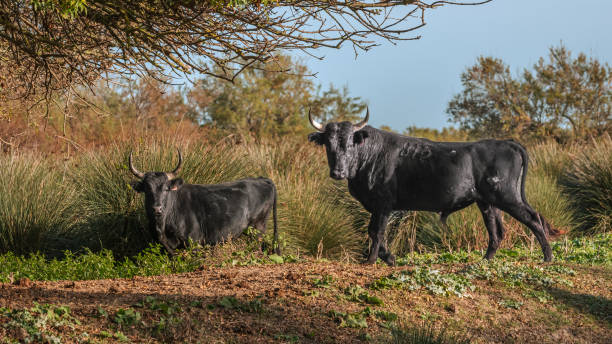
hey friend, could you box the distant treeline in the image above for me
[1,45,609,155]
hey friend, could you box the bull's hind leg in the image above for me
[377,241,396,266]
[252,217,269,252]
[477,202,505,260]
[501,203,552,262]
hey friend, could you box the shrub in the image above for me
[0,154,77,255]
[561,135,612,233]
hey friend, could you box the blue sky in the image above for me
[297,0,612,131]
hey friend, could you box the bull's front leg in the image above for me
[366,211,391,265]
[154,228,176,256]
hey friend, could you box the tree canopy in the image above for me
[447,45,611,142]
[0,0,491,103]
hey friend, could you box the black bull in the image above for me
[308,109,561,265]
[129,151,279,255]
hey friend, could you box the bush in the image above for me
[0,154,78,255]
[561,135,612,233]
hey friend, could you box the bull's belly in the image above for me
[394,183,477,212]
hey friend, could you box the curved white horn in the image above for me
[128,151,145,179]
[308,107,324,132]
[166,148,183,179]
[353,107,369,131]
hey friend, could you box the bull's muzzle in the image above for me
[153,206,163,216]
[330,170,345,180]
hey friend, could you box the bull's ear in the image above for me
[308,132,325,146]
[130,181,144,193]
[353,130,369,145]
[168,178,184,191]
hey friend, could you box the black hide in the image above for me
[309,122,557,265]
[131,175,279,255]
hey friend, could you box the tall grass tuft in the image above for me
[389,321,470,344]
[243,138,366,259]
[70,140,254,256]
[561,135,612,233]
[529,141,576,180]
[0,154,77,255]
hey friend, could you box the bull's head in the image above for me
[307,108,370,180]
[129,149,184,219]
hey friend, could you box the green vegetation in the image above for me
[561,135,612,233]
[448,44,611,142]
[0,304,80,344]
[0,155,77,255]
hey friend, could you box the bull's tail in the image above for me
[538,213,565,237]
[512,140,531,209]
[512,141,564,238]
[272,183,280,255]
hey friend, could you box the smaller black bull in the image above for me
[308,109,561,266]
[129,150,279,255]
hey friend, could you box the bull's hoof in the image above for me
[384,254,396,266]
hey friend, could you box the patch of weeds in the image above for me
[370,276,402,290]
[189,300,203,308]
[113,308,141,327]
[221,249,300,267]
[0,303,80,344]
[274,333,300,343]
[463,260,574,288]
[390,321,470,344]
[344,285,384,305]
[498,299,524,309]
[328,309,368,329]
[95,305,108,319]
[151,315,183,338]
[375,310,398,322]
[524,290,552,303]
[217,296,265,314]
[135,296,181,316]
[218,296,241,309]
[98,330,129,341]
[397,251,481,266]
[372,268,474,297]
[312,274,334,288]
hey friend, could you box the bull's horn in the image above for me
[353,107,369,131]
[308,107,324,132]
[128,152,145,179]
[166,148,183,179]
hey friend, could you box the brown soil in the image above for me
[0,261,610,344]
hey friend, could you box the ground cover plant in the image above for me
[0,234,609,343]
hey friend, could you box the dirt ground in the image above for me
[0,261,610,343]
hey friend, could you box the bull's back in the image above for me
[177,178,275,243]
[393,139,523,211]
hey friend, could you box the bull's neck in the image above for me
[352,127,384,177]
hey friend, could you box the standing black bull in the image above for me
[128,150,279,255]
[308,109,560,266]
